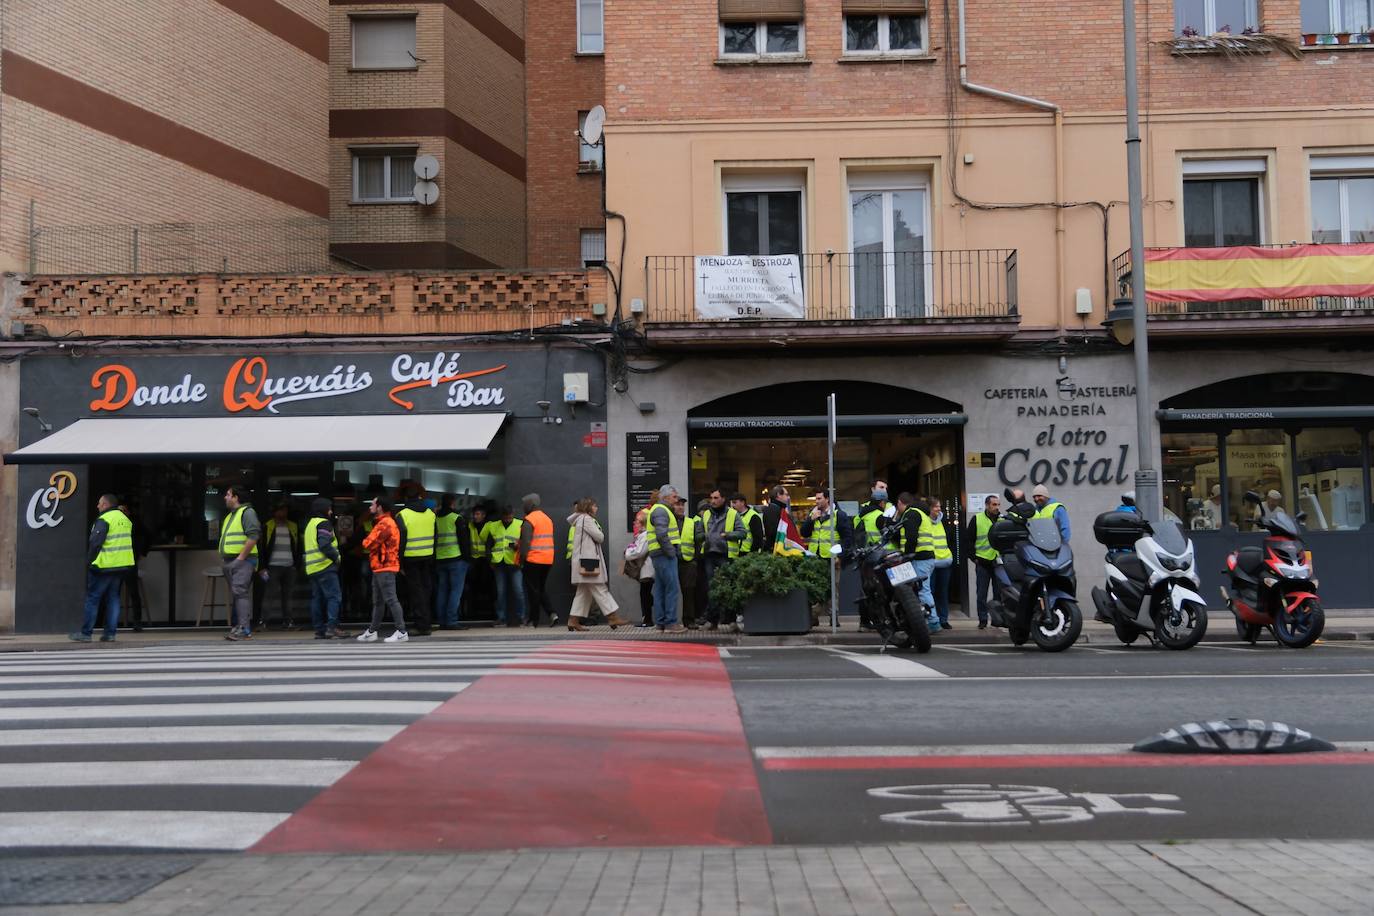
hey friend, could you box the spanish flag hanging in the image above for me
[1143,243,1374,303]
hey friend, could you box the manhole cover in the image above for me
[1134,718,1335,754]
[0,855,199,907]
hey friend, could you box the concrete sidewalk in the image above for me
[2,611,1372,652]
[9,840,1373,915]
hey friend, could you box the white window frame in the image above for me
[842,13,928,55]
[1310,176,1374,243]
[721,172,807,256]
[580,228,607,267]
[1306,0,1374,33]
[1175,0,1258,35]
[351,147,419,204]
[577,0,604,54]
[718,20,806,58]
[846,171,933,318]
[350,14,418,70]
[577,111,604,171]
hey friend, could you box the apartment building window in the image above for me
[352,148,418,203]
[1182,160,1265,247]
[1311,157,1374,243]
[849,173,929,318]
[1301,0,1374,36]
[1173,0,1257,35]
[723,176,804,256]
[351,16,418,69]
[577,112,604,171]
[718,0,805,58]
[581,229,607,267]
[842,1,926,54]
[577,0,604,53]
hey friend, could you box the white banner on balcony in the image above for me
[693,255,805,319]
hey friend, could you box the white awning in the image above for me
[4,413,508,465]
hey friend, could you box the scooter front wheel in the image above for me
[1273,598,1324,649]
[1031,599,1082,652]
[1156,599,1207,650]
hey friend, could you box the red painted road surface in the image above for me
[252,642,772,853]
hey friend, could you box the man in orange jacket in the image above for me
[519,492,558,627]
[357,496,408,643]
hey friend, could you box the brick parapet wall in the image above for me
[20,270,608,338]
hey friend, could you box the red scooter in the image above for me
[1220,491,1324,648]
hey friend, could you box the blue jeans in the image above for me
[931,562,953,626]
[974,560,995,624]
[914,558,938,627]
[434,560,470,627]
[651,554,680,626]
[492,564,526,625]
[82,570,124,638]
[309,569,342,636]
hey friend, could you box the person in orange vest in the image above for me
[519,492,558,627]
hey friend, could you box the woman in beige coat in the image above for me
[568,497,628,631]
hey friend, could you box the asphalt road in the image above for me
[2,637,1373,858]
[725,641,1374,844]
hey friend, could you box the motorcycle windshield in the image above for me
[1264,511,1301,539]
[1027,518,1062,552]
[1151,520,1189,556]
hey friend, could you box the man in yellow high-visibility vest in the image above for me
[220,484,261,641]
[71,493,135,643]
[304,497,345,639]
[927,497,955,630]
[964,493,1001,629]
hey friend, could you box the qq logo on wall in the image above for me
[26,471,78,530]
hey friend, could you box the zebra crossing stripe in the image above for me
[0,811,292,850]
[0,699,445,721]
[0,681,474,702]
[0,759,357,788]
[0,724,406,746]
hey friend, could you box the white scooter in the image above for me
[1090,507,1209,649]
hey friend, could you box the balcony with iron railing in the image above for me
[1112,243,1374,337]
[641,249,1019,347]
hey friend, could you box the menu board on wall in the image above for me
[626,432,669,531]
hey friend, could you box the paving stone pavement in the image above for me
[6,840,1373,916]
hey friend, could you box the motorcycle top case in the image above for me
[1093,511,1149,550]
[988,518,1030,552]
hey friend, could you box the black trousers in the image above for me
[639,578,654,625]
[402,556,434,632]
[122,566,142,628]
[701,553,729,625]
[463,558,496,621]
[678,559,701,626]
[523,562,556,626]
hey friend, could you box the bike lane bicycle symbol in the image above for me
[868,784,1186,827]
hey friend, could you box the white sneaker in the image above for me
[356,629,378,642]
[384,630,409,643]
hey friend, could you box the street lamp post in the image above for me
[1122,0,1160,522]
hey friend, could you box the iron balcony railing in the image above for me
[644,249,1018,323]
[1113,245,1374,315]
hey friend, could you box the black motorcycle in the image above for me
[985,495,1082,652]
[845,540,932,653]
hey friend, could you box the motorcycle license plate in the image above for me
[885,562,918,586]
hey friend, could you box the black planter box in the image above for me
[743,587,812,635]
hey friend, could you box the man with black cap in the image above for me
[303,498,346,639]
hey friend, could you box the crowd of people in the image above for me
[72,477,1077,643]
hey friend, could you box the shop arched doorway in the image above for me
[1158,370,1374,608]
[687,379,968,619]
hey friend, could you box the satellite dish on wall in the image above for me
[413,180,439,206]
[582,105,606,147]
[413,154,440,180]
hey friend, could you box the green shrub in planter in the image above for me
[708,552,830,618]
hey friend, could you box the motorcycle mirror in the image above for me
[1295,512,1308,524]
[1242,490,1262,505]
[829,543,844,557]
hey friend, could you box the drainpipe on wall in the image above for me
[956,0,1067,337]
